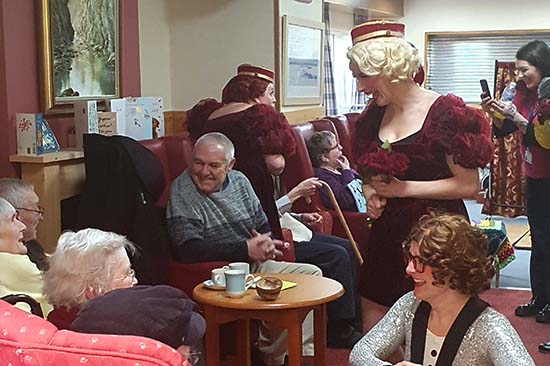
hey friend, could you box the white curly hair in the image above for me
[0,197,15,222]
[43,228,136,309]
[347,37,421,83]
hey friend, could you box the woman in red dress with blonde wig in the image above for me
[347,20,493,341]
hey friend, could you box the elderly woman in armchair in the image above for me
[43,228,138,329]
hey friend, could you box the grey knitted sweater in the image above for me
[166,170,269,263]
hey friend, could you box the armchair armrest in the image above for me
[277,228,296,262]
[166,260,229,295]
[331,211,371,255]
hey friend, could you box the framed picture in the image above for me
[38,0,120,115]
[281,15,324,106]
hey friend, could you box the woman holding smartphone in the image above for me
[481,39,550,354]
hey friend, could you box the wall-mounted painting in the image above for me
[281,15,324,106]
[38,0,120,115]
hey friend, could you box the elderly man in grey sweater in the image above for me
[167,132,322,366]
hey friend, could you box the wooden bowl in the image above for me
[256,277,283,301]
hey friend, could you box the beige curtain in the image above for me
[482,61,526,217]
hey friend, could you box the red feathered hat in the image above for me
[237,64,275,83]
[351,19,405,45]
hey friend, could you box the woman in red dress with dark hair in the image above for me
[347,20,493,342]
[187,64,295,238]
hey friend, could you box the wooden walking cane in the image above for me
[317,180,364,265]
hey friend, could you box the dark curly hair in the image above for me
[307,130,337,168]
[407,212,494,295]
[222,74,271,103]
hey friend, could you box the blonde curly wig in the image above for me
[347,37,421,83]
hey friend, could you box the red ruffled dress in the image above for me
[354,95,493,306]
[187,100,296,238]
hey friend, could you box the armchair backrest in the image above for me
[140,135,195,208]
[281,119,337,213]
[323,113,360,167]
[0,300,184,366]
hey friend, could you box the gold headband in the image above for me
[237,71,274,83]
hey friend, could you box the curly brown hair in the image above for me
[407,212,495,295]
[222,74,270,103]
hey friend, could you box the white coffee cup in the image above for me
[229,262,250,276]
[225,269,255,298]
[211,266,229,286]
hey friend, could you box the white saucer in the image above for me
[203,280,225,291]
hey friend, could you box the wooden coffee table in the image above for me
[193,273,344,366]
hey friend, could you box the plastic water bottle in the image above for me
[495,82,517,120]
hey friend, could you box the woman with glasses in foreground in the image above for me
[350,212,534,366]
[43,228,138,329]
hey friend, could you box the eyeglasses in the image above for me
[402,242,425,273]
[324,143,340,153]
[15,206,45,220]
[114,268,136,281]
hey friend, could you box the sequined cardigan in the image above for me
[349,292,534,366]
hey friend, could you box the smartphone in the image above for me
[480,79,491,99]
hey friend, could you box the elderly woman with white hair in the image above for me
[347,20,494,339]
[0,197,52,315]
[43,228,137,329]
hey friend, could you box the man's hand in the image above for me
[247,230,284,261]
[300,212,323,228]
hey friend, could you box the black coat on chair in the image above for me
[77,134,170,285]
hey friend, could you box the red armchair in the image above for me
[139,136,296,295]
[0,300,186,366]
[280,119,371,258]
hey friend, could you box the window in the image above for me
[426,31,550,103]
[329,30,354,114]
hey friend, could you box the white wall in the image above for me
[138,0,172,109]
[166,0,275,110]
[277,0,324,112]
[329,3,353,32]
[139,0,330,111]
[138,0,550,111]
[403,0,550,60]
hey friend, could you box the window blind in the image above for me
[426,32,550,103]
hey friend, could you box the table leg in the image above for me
[204,307,221,366]
[284,312,303,366]
[313,305,326,366]
[235,319,251,366]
